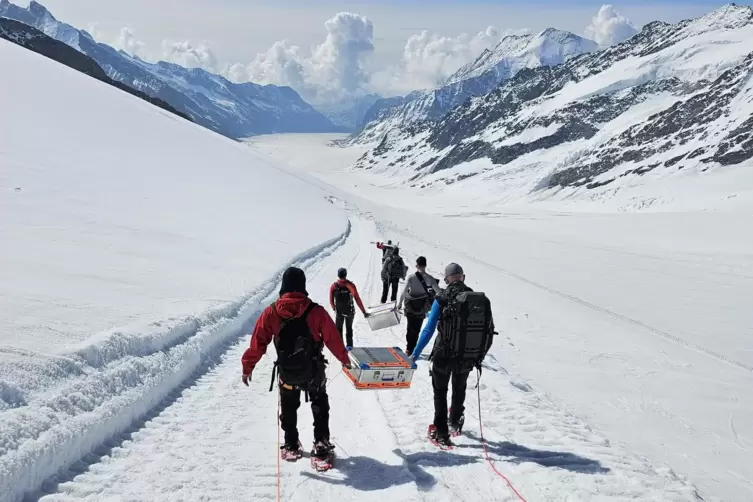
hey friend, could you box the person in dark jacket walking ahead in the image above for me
[380,247,405,303]
[329,267,369,349]
[241,267,352,464]
[399,256,440,356]
[411,263,495,448]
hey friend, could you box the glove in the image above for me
[241,373,252,386]
[363,312,370,318]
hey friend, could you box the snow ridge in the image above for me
[0,223,351,502]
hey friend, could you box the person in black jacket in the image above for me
[380,247,405,303]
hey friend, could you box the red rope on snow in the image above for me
[276,388,281,502]
[476,372,527,502]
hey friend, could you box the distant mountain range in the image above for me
[353,4,753,206]
[0,0,341,138]
[350,29,598,144]
[0,18,189,120]
[316,93,383,130]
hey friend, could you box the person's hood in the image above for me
[274,292,311,319]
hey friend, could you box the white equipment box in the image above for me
[366,303,402,331]
[343,347,416,390]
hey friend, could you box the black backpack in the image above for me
[388,255,405,278]
[438,291,493,361]
[270,302,320,388]
[333,282,353,315]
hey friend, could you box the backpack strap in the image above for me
[456,294,470,358]
[415,272,431,296]
[301,300,317,320]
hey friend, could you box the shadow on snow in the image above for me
[300,448,480,491]
[461,432,610,474]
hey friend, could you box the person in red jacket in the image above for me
[241,267,352,462]
[329,267,369,349]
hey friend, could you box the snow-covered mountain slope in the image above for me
[0,0,339,138]
[0,38,346,502]
[353,4,753,210]
[316,93,382,131]
[350,29,597,144]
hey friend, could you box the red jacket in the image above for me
[329,279,366,314]
[241,292,350,375]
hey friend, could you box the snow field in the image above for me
[0,38,346,357]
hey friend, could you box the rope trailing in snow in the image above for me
[476,370,527,502]
[276,388,281,502]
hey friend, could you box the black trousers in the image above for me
[279,368,330,446]
[381,278,399,303]
[335,313,354,347]
[405,314,424,355]
[431,359,473,437]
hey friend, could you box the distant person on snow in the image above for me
[380,246,406,304]
[410,263,496,448]
[376,240,394,263]
[399,256,440,356]
[241,267,352,466]
[329,267,369,349]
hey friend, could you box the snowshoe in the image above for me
[310,440,335,471]
[427,424,454,450]
[448,409,464,437]
[280,441,303,461]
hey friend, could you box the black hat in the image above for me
[337,267,347,278]
[279,267,307,296]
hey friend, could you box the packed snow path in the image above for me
[37,212,700,502]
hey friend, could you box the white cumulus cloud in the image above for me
[584,4,639,47]
[228,12,375,104]
[87,25,146,58]
[381,26,507,93]
[161,40,218,71]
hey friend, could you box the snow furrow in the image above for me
[0,222,351,502]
